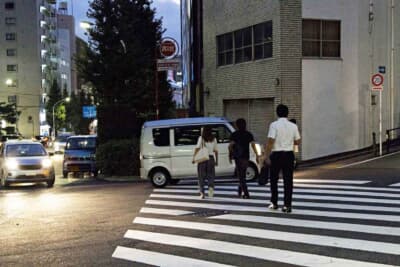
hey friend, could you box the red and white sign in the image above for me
[157,58,180,71]
[160,37,179,59]
[371,73,384,91]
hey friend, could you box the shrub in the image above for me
[96,138,139,176]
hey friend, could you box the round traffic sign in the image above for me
[371,73,384,86]
[160,37,179,59]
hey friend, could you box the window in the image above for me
[6,49,16,56]
[7,64,17,72]
[5,33,16,40]
[254,21,273,60]
[153,128,169,147]
[217,33,233,66]
[8,95,16,103]
[5,2,14,9]
[7,79,17,87]
[303,19,341,57]
[174,126,201,146]
[234,27,252,63]
[211,125,232,143]
[5,17,16,25]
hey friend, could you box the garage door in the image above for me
[224,98,274,143]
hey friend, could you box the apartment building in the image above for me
[0,0,58,137]
[183,0,400,160]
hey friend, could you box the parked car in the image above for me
[62,135,97,178]
[0,140,55,188]
[53,134,72,153]
[140,117,262,187]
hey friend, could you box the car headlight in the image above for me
[42,158,53,168]
[6,159,19,170]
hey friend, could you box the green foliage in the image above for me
[0,102,20,124]
[78,0,173,144]
[96,138,139,176]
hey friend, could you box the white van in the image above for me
[140,117,261,187]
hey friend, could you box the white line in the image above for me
[124,230,395,267]
[389,182,400,187]
[134,217,400,255]
[150,194,400,213]
[145,199,400,222]
[112,246,235,267]
[338,150,400,168]
[140,207,194,216]
[155,188,400,204]
[210,214,400,237]
[178,179,371,185]
[159,187,400,199]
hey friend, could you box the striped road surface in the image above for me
[112,178,400,267]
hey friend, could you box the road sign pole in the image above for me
[379,89,382,156]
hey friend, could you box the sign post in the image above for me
[371,73,384,156]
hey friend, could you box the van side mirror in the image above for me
[48,152,54,156]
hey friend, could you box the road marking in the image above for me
[389,182,400,187]
[112,246,235,267]
[338,150,400,168]
[145,199,400,222]
[133,217,400,255]
[210,214,400,237]
[124,230,395,267]
[250,183,400,192]
[156,187,400,199]
[181,179,371,184]
[150,194,400,213]
[140,207,194,216]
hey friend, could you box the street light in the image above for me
[52,97,70,138]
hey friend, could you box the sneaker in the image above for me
[242,194,250,199]
[208,187,214,198]
[199,192,205,199]
[268,203,278,210]
[282,206,292,213]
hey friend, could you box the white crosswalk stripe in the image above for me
[112,179,400,266]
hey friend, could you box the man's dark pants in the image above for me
[270,151,295,207]
[235,158,249,196]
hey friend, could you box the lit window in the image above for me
[6,79,17,87]
[40,20,47,28]
[41,35,47,42]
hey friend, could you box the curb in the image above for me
[96,175,145,183]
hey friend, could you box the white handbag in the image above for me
[194,139,209,163]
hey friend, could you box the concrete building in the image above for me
[184,0,400,160]
[0,0,58,137]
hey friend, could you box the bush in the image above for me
[96,138,139,176]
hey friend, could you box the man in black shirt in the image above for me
[229,118,259,198]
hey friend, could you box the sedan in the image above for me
[0,140,55,188]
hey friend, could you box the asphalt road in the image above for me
[0,152,399,266]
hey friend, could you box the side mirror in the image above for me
[48,152,54,156]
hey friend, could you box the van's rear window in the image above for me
[153,128,169,146]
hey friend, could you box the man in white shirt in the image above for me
[265,104,301,213]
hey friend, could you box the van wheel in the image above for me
[150,169,170,188]
[246,162,258,182]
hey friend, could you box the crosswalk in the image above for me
[112,178,400,266]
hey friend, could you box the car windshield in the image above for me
[56,135,70,142]
[66,137,96,150]
[6,144,47,157]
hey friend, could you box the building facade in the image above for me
[0,0,58,137]
[195,0,400,160]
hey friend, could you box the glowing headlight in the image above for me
[6,159,19,170]
[42,158,52,168]
[255,143,262,156]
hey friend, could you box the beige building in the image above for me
[0,0,58,137]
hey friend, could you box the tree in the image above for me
[78,0,173,143]
[0,102,20,124]
[45,79,67,134]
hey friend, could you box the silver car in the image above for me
[0,140,55,188]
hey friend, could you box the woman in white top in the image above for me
[192,126,218,199]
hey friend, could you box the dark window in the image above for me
[152,128,170,147]
[234,27,252,63]
[211,125,232,144]
[302,19,340,57]
[6,49,16,56]
[174,126,201,146]
[217,33,233,66]
[5,17,16,25]
[254,21,273,60]
[5,33,16,40]
[5,2,14,9]
[7,64,17,72]
[8,95,16,103]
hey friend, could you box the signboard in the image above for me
[371,73,384,91]
[160,37,179,59]
[378,66,386,74]
[82,105,97,118]
[157,58,180,71]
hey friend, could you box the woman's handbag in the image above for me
[194,139,209,163]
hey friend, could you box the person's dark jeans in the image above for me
[269,151,295,207]
[235,158,249,196]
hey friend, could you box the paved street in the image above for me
[1,152,400,266]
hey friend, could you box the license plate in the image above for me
[24,170,39,176]
[70,166,80,171]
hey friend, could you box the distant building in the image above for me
[0,0,58,137]
[183,0,400,160]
